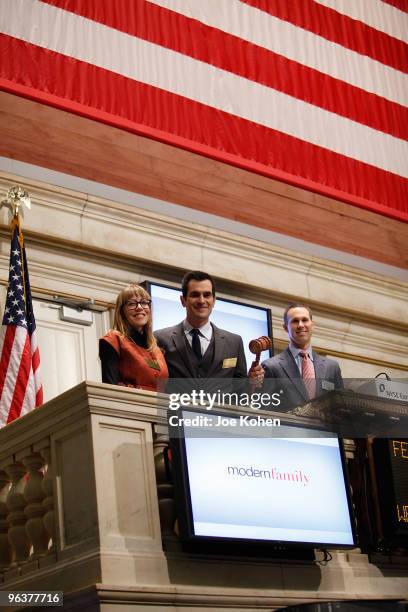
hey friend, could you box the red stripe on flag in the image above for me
[241,0,408,74]
[37,0,408,140]
[6,333,31,424]
[32,345,40,371]
[31,333,43,407]
[36,387,43,407]
[380,0,408,12]
[0,326,16,398]
[1,35,407,220]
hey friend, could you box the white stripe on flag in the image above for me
[314,0,408,43]
[33,365,42,395]
[30,330,39,353]
[148,0,407,105]
[0,326,27,419]
[1,0,407,177]
[20,371,36,417]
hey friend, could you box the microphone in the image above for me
[375,372,391,381]
[249,335,272,366]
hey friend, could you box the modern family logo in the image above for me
[227,465,310,486]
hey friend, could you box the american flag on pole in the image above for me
[0,217,43,427]
[0,0,407,220]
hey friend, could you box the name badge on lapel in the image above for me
[222,357,237,369]
[321,380,334,391]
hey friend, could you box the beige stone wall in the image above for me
[0,383,407,611]
[0,170,407,379]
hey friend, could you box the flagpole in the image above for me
[0,185,43,426]
[1,186,31,307]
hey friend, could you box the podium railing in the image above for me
[0,382,406,610]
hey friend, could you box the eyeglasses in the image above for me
[125,300,151,310]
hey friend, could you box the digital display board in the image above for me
[373,438,408,542]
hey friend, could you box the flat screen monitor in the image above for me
[169,408,356,549]
[143,281,273,367]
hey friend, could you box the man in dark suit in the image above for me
[155,271,263,389]
[262,303,343,411]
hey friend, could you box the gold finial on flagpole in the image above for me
[1,185,31,218]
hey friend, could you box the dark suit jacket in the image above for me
[261,347,343,411]
[154,322,247,380]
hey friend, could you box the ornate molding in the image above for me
[0,172,407,371]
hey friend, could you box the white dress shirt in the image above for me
[183,320,212,356]
[289,343,315,375]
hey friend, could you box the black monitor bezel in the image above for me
[169,406,357,551]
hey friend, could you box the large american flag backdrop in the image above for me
[0,0,407,221]
[0,219,43,426]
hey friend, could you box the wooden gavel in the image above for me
[249,335,272,366]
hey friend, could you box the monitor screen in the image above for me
[170,409,355,548]
[145,281,273,367]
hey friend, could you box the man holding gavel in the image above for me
[261,303,343,410]
[155,270,264,387]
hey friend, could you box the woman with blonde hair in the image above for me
[99,283,168,391]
